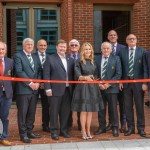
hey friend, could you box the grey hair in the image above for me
[69,39,80,47]
[22,38,34,46]
[101,41,112,50]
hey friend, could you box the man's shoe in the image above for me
[124,129,135,136]
[0,140,12,146]
[94,128,106,135]
[60,132,71,138]
[43,127,50,133]
[138,130,146,137]
[112,128,119,137]
[106,123,112,131]
[145,101,150,106]
[27,132,41,139]
[51,133,59,140]
[20,137,32,143]
[120,125,126,133]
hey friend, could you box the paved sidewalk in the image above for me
[0,139,150,150]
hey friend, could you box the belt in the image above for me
[128,76,134,80]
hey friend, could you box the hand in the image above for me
[46,90,52,96]
[103,83,110,89]
[119,83,123,91]
[40,83,44,89]
[29,83,36,90]
[86,76,93,81]
[142,84,148,91]
[35,83,40,90]
[99,84,105,90]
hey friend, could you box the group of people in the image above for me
[0,30,149,146]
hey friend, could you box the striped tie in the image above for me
[41,53,45,67]
[101,58,108,79]
[128,48,134,76]
[27,55,35,71]
[112,44,115,55]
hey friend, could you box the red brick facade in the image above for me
[0,0,150,50]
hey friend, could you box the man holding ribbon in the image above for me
[14,38,41,143]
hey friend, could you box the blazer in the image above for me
[13,51,41,95]
[43,53,74,96]
[0,57,13,99]
[115,43,126,56]
[95,54,122,93]
[119,46,148,90]
[145,50,150,89]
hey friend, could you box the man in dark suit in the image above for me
[43,39,74,140]
[95,41,122,137]
[68,39,80,130]
[119,34,148,137]
[0,41,13,146]
[33,39,50,132]
[14,38,41,143]
[107,30,126,133]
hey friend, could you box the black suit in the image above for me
[14,51,41,138]
[43,53,74,134]
[0,57,13,140]
[33,52,50,129]
[119,46,148,131]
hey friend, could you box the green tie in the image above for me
[27,55,35,71]
[101,57,108,79]
[128,48,134,76]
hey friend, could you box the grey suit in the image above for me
[14,51,41,138]
[95,54,122,130]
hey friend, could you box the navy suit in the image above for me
[0,57,13,140]
[146,50,150,90]
[119,46,148,131]
[95,54,122,130]
[14,51,41,138]
[33,52,50,129]
[43,53,74,134]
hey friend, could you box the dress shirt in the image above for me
[38,51,46,64]
[101,55,109,78]
[128,46,136,64]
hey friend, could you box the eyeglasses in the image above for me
[70,44,78,47]
[127,38,137,41]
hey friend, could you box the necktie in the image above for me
[41,53,45,67]
[101,57,108,79]
[73,54,76,61]
[27,55,35,71]
[128,48,134,76]
[112,44,115,55]
[0,59,4,76]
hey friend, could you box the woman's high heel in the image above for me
[87,135,93,139]
[81,131,88,140]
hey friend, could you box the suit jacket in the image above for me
[115,43,126,56]
[43,53,74,96]
[145,50,150,89]
[0,57,13,99]
[14,51,41,95]
[95,54,122,93]
[119,46,148,90]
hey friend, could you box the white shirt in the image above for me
[128,46,136,64]
[101,55,109,78]
[38,51,46,65]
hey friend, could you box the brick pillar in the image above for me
[73,1,94,46]
[60,0,73,42]
[133,0,150,49]
[0,3,3,41]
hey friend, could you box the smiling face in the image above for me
[0,42,7,59]
[23,41,34,54]
[69,41,80,54]
[101,42,112,57]
[83,45,92,58]
[37,39,47,53]
[108,30,118,44]
[56,43,67,57]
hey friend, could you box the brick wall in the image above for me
[133,0,150,49]
[73,1,94,46]
[0,3,3,41]
[60,0,73,42]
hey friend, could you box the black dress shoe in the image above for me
[43,127,51,133]
[120,125,126,133]
[106,123,112,131]
[60,132,71,138]
[145,101,150,106]
[51,133,59,140]
[138,130,146,137]
[112,128,119,137]
[94,128,106,135]
[27,132,41,139]
[124,129,135,136]
[20,136,32,143]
